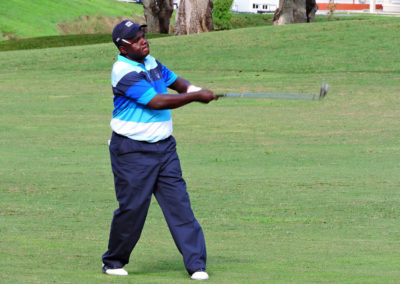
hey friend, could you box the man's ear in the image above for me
[118,45,127,54]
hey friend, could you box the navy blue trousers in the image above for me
[102,133,206,274]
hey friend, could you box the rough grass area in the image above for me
[0,0,142,39]
[56,14,147,35]
[227,13,372,30]
[1,0,374,40]
[0,33,169,52]
[0,13,376,52]
[229,13,274,29]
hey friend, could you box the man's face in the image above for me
[120,30,150,62]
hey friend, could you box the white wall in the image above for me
[316,0,383,3]
[231,0,279,13]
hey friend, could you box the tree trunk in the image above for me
[142,0,174,33]
[273,0,294,25]
[306,0,318,22]
[175,0,213,35]
[273,0,317,25]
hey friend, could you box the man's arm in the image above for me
[147,77,218,110]
[147,89,217,110]
[168,77,191,94]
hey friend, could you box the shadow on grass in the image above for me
[0,33,170,52]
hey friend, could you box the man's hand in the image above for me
[186,84,218,103]
[194,89,218,103]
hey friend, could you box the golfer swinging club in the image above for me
[101,20,217,280]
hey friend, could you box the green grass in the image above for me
[0,33,170,51]
[0,14,364,52]
[228,13,273,29]
[1,0,372,41]
[226,12,372,30]
[0,0,142,39]
[1,17,400,283]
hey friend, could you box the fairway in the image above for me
[1,17,400,283]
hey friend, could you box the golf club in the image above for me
[216,83,329,101]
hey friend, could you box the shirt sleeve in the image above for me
[158,60,178,87]
[116,71,157,105]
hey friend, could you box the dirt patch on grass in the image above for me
[57,15,146,35]
[2,34,21,40]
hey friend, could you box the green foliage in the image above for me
[213,0,234,30]
[327,0,337,20]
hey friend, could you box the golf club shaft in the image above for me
[216,84,328,101]
[216,93,318,100]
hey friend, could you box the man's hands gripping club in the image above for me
[147,77,218,110]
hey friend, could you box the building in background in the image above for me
[382,0,400,12]
[230,0,400,13]
[231,0,279,13]
[316,0,383,11]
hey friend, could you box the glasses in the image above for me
[121,39,136,45]
[121,35,146,46]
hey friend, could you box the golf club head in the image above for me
[319,83,329,100]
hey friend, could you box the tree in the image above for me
[142,0,174,33]
[213,0,234,30]
[273,0,318,25]
[175,0,214,35]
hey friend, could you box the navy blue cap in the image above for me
[112,20,147,46]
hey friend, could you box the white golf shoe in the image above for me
[191,270,209,280]
[102,264,128,276]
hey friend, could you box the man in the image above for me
[101,19,217,281]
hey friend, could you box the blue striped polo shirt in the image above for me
[110,54,178,142]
